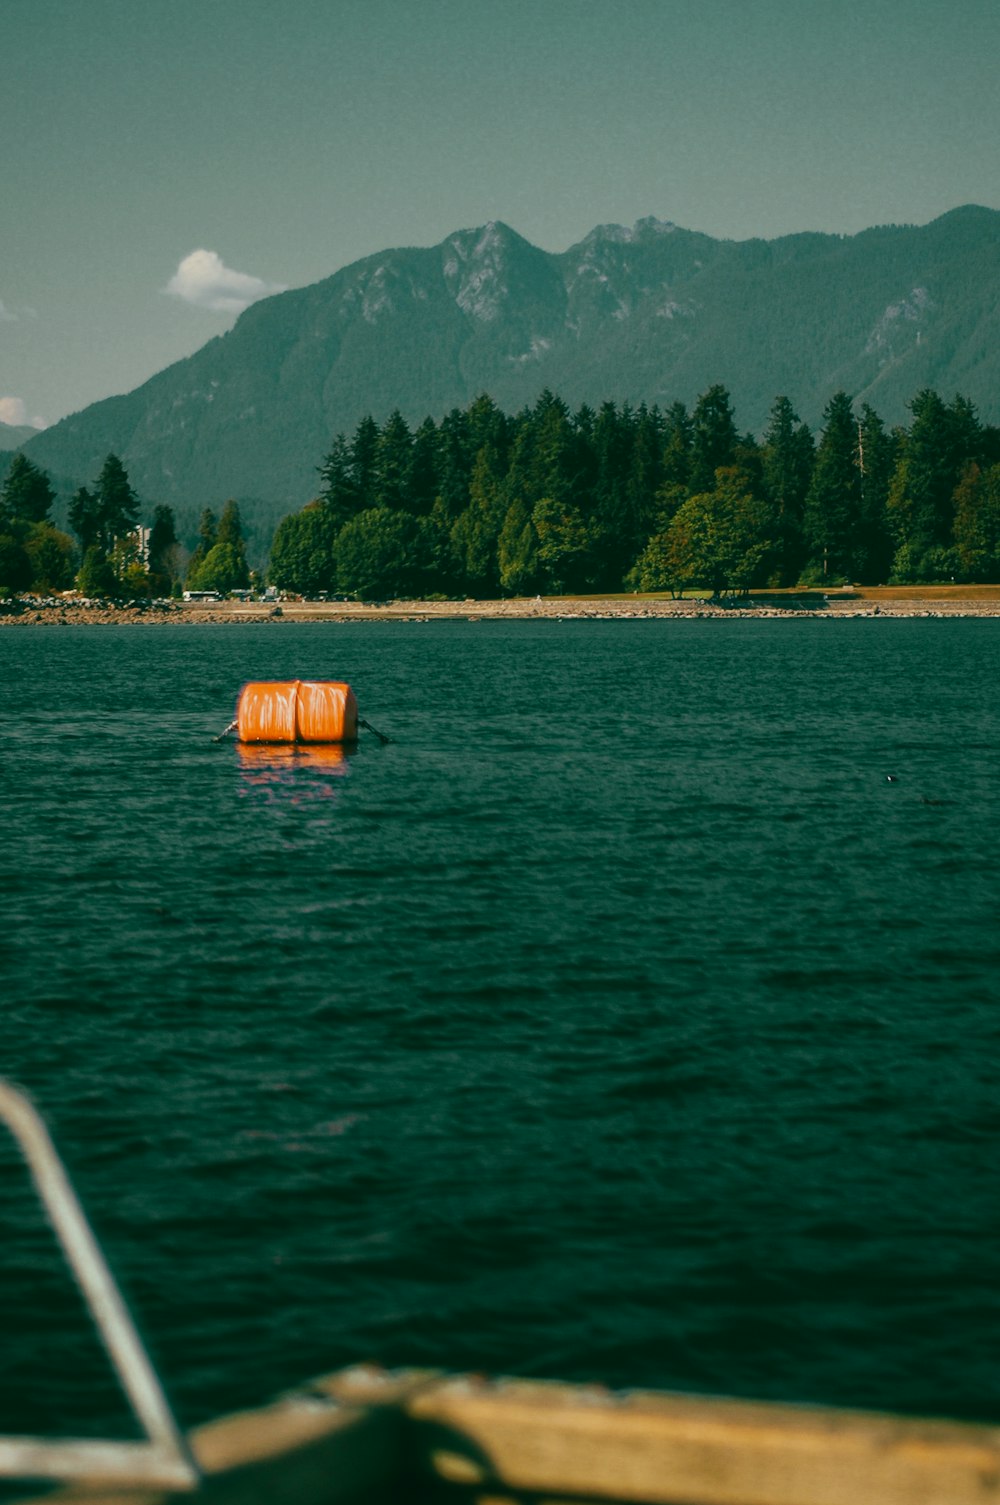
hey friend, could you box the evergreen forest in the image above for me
[4,383,1000,601]
[269,386,1000,599]
[0,453,250,599]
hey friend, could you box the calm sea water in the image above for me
[1,619,999,1441]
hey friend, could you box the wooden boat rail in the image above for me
[11,1362,1000,1505]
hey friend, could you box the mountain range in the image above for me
[17,205,1000,537]
[1,420,44,449]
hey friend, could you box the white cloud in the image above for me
[0,396,47,430]
[0,298,37,321]
[164,249,286,314]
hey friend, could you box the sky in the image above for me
[3,0,999,430]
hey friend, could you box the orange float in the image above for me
[235,680,358,744]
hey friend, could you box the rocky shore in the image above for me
[3,589,1000,626]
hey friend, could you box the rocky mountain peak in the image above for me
[18,207,1000,524]
[442,221,543,322]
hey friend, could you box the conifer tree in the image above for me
[373,410,413,511]
[217,499,245,547]
[590,401,635,584]
[762,396,814,582]
[68,487,100,555]
[185,508,218,584]
[147,504,178,571]
[529,390,577,506]
[94,454,139,553]
[436,408,473,519]
[318,434,362,530]
[688,385,739,493]
[803,392,862,581]
[855,405,895,582]
[661,402,692,491]
[147,504,180,588]
[350,415,381,510]
[894,390,957,551]
[0,453,55,528]
[465,392,510,466]
[623,405,665,560]
[451,444,506,593]
[408,417,442,516]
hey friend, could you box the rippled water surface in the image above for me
[2,619,999,1437]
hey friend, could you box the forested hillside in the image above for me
[19,207,1000,529]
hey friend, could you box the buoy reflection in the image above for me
[237,742,354,804]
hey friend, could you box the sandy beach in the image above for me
[4,586,1000,626]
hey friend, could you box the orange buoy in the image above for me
[236,680,358,744]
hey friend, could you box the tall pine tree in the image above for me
[803,393,862,581]
[94,454,139,553]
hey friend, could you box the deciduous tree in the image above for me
[24,524,76,591]
[336,507,428,600]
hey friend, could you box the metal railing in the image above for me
[0,1080,200,1489]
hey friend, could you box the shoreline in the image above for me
[4,587,1000,626]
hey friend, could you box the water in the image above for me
[1,619,999,1440]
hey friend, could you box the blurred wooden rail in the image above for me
[14,1365,1000,1505]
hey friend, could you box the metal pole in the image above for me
[0,1081,199,1487]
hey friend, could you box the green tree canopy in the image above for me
[335,507,429,600]
[532,496,597,594]
[661,470,778,596]
[24,524,76,591]
[318,434,362,530]
[269,505,337,595]
[855,405,895,582]
[0,534,33,591]
[689,385,739,493]
[373,410,413,512]
[147,504,180,585]
[803,392,862,581]
[185,507,219,584]
[886,390,982,579]
[0,453,55,528]
[216,499,245,547]
[954,462,1000,582]
[350,415,381,509]
[68,486,100,555]
[761,396,814,583]
[94,454,139,553]
[497,496,539,595]
[266,382,1000,598]
[450,445,507,594]
[407,417,442,517]
[188,541,250,594]
[77,545,118,598]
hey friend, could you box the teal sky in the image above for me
[3,0,999,428]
